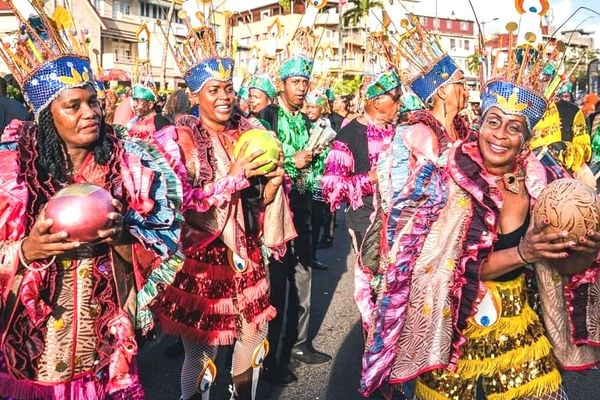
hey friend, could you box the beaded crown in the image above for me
[391,16,459,103]
[132,23,158,102]
[171,8,234,93]
[278,1,327,80]
[0,1,99,117]
[246,44,278,100]
[481,21,567,131]
[360,32,401,101]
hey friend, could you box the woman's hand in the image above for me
[229,142,269,179]
[21,213,81,263]
[569,230,600,255]
[263,154,286,205]
[519,219,575,264]
[98,199,133,262]
[97,199,125,245]
[265,152,285,188]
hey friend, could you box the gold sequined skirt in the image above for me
[415,274,562,400]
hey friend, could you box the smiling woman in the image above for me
[147,11,295,400]
[360,15,600,400]
[0,4,183,398]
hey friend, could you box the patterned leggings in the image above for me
[180,323,267,400]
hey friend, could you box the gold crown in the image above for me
[167,9,234,77]
[489,22,567,103]
[204,58,233,80]
[0,1,93,85]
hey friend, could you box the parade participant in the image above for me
[360,18,600,399]
[164,88,192,124]
[398,90,424,122]
[258,19,332,384]
[0,2,181,398]
[127,81,172,135]
[531,78,592,184]
[148,11,295,400]
[247,74,277,121]
[0,76,30,133]
[305,90,337,269]
[236,85,250,116]
[322,60,401,330]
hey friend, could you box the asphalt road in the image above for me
[139,212,600,400]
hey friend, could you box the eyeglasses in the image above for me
[481,117,527,138]
[448,79,467,89]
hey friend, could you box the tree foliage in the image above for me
[342,0,383,28]
[333,75,362,96]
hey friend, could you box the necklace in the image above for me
[495,170,525,194]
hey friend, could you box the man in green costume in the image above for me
[259,49,332,385]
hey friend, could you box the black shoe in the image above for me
[262,366,297,385]
[317,238,333,249]
[309,259,328,270]
[291,344,332,364]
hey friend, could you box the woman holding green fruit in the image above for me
[149,32,296,399]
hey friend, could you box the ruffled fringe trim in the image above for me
[414,369,561,400]
[136,250,185,333]
[155,305,276,346]
[185,174,250,213]
[456,335,553,379]
[0,371,142,400]
[466,305,539,340]
[487,369,562,400]
[156,276,271,316]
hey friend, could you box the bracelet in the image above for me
[517,241,533,265]
[18,238,56,272]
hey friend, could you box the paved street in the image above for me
[140,212,600,400]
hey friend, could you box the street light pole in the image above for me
[480,17,499,80]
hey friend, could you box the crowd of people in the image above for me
[2,1,600,400]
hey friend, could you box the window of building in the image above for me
[273,7,280,16]
[261,9,271,20]
[121,0,130,14]
[464,39,470,51]
[450,38,456,50]
[460,21,468,31]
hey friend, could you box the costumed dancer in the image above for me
[304,89,337,269]
[126,23,173,136]
[257,5,333,384]
[0,1,182,398]
[511,0,593,185]
[246,44,279,125]
[148,8,296,400]
[361,11,600,400]
[354,13,470,398]
[322,28,402,332]
[531,77,593,186]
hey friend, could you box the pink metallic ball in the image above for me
[45,183,115,243]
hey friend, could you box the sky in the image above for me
[221,0,600,47]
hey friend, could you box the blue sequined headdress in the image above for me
[480,23,566,131]
[169,10,234,93]
[392,16,460,103]
[0,1,99,118]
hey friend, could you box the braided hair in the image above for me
[18,91,124,232]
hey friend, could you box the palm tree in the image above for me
[342,0,383,28]
[466,53,481,75]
